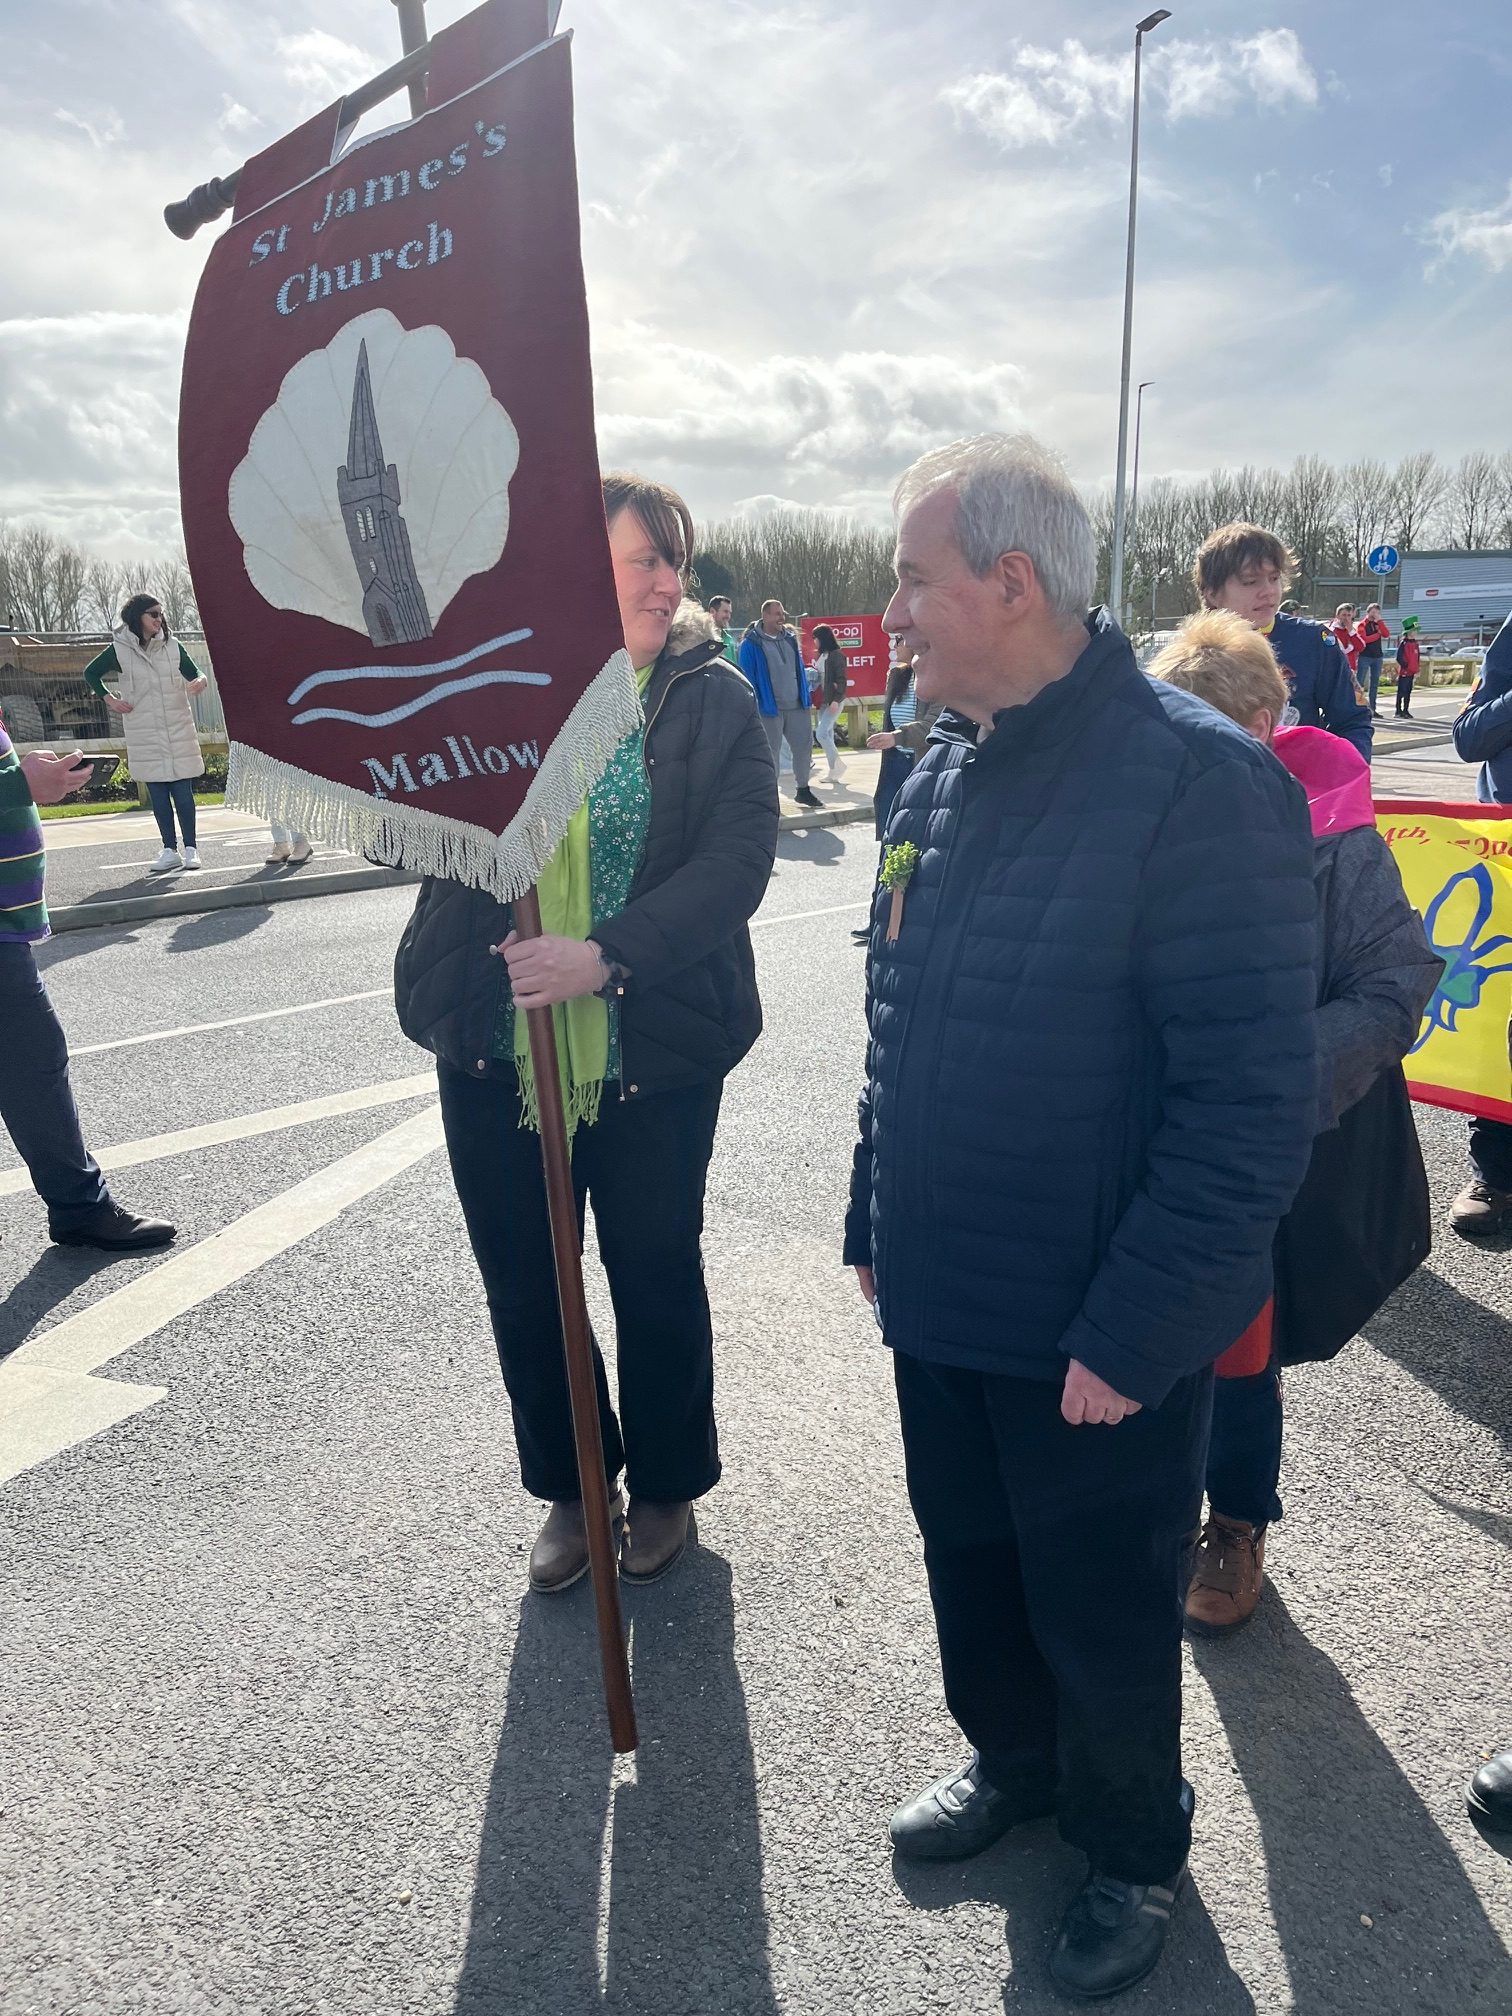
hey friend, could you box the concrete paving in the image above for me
[1,832,1508,2014]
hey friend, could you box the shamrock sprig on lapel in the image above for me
[880,841,920,942]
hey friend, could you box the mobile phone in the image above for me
[87,754,123,786]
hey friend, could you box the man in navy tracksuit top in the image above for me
[1193,522,1373,761]
[845,437,1318,2000]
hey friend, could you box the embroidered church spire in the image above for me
[336,340,433,647]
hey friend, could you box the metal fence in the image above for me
[0,631,228,751]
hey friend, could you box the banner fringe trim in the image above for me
[226,646,641,903]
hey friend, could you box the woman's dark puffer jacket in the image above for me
[394,606,779,1095]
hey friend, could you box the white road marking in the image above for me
[0,1364,167,1489]
[70,988,391,1057]
[11,1104,444,1381]
[0,1074,436,1198]
[63,903,867,1058]
[0,1106,445,1483]
[752,900,869,929]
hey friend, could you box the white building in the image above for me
[1390,550,1512,645]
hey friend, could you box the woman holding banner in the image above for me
[396,474,779,1593]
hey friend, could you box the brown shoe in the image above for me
[620,1499,695,1584]
[1184,1514,1266,1637]
[1450,1180,1512,1238]
[528,1489,624,1594]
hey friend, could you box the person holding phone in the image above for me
[83,593,209,875]
[0,723,175,1251]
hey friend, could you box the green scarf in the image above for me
[499,665,654,1135]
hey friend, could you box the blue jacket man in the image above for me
[1452,613,1512,803]
[1447,612,1512,1237]
[848,436,1318,2002]
[736,598,820,806]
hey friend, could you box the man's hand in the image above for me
[1060,1358,1142,1426]
[497,932,606,1011]
[103,694,133,714]
[867,730,899,750]
[854,1264,876,1306]
[20,750,90,806]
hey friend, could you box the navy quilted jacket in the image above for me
[843,613,1320,1408]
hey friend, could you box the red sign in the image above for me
[178,15,636,901]
[799,614,891,698]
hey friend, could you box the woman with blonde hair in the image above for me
[1150,609,1440,1635]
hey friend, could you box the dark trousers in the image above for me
[438,1063,723,1503]
[1394,675,1415,716]
[894,1352,1210,1884]
[1469,1114,1512,1191]
[0,942,107,1227]
[146,780,197,850]
[1206,1363,1284,1528]
[1364,657,1382,713]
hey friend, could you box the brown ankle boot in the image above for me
[528,1489,624,1594]
[619,1499,695,1584]
[1184,1513,1266,1637]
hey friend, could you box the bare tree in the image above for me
[1495,451,1512,548]
[83,555,126,631]
[1339,459,1391,572]
[696,511,896,625]
[157,556,200,633]
[1278,456,1341,598]
[1445,451,1501,550]
[1387,452,1448,552]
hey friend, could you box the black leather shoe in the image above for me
[1049,1780,1195,2000]
[794,786,822,809]
[1468,1751,1512,1832]
[50,1201,177,1252]
[889,1755,1053,1862]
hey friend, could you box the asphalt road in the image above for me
[1,828,1509,2016]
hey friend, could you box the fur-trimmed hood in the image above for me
[664,600,720,656]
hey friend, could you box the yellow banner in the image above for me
[1377,802,1512,1121]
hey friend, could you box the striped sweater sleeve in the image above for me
[0,724,48,943]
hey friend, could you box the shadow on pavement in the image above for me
[892,1819,1254,2010]
[454,1546,777,2016]
[34,927,138,969]
[0,1245,121,1360]
[1194,1590,1512,2016]
[775,829,846,869]
[1362,1265,1512,1454]
[166,906,272,954]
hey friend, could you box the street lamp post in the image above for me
[1108,10,1170,625]
[1126,380,1153,627]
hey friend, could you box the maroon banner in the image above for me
[178,21,636,898]
[799,613,891,698]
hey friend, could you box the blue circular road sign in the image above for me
[1367,544,1400,574]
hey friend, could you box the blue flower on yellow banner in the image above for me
[1415,864,1512,1052]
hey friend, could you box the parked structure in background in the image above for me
[0,632,227,752]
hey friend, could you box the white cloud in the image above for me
[274,29,372,104]
[1379,163,1394,188]
[594,341,1025,498]
[53,108,124,149]
[945,28,1319,149]
[218,98,261,137]
[1427,184,1512,271]
[1236,29,1319,109]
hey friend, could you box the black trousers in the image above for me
[1394,675,1416,716]
[438,1063,723,1503]
[894,1352,1211,1885]
[1469,1114,1512,1191]
[0,942,108,1229]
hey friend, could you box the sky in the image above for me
[0,0,1509,561]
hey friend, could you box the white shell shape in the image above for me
[228,308,520,638]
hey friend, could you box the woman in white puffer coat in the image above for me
[84,593,209,874]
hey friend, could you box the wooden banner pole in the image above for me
[511,884,638,1753]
